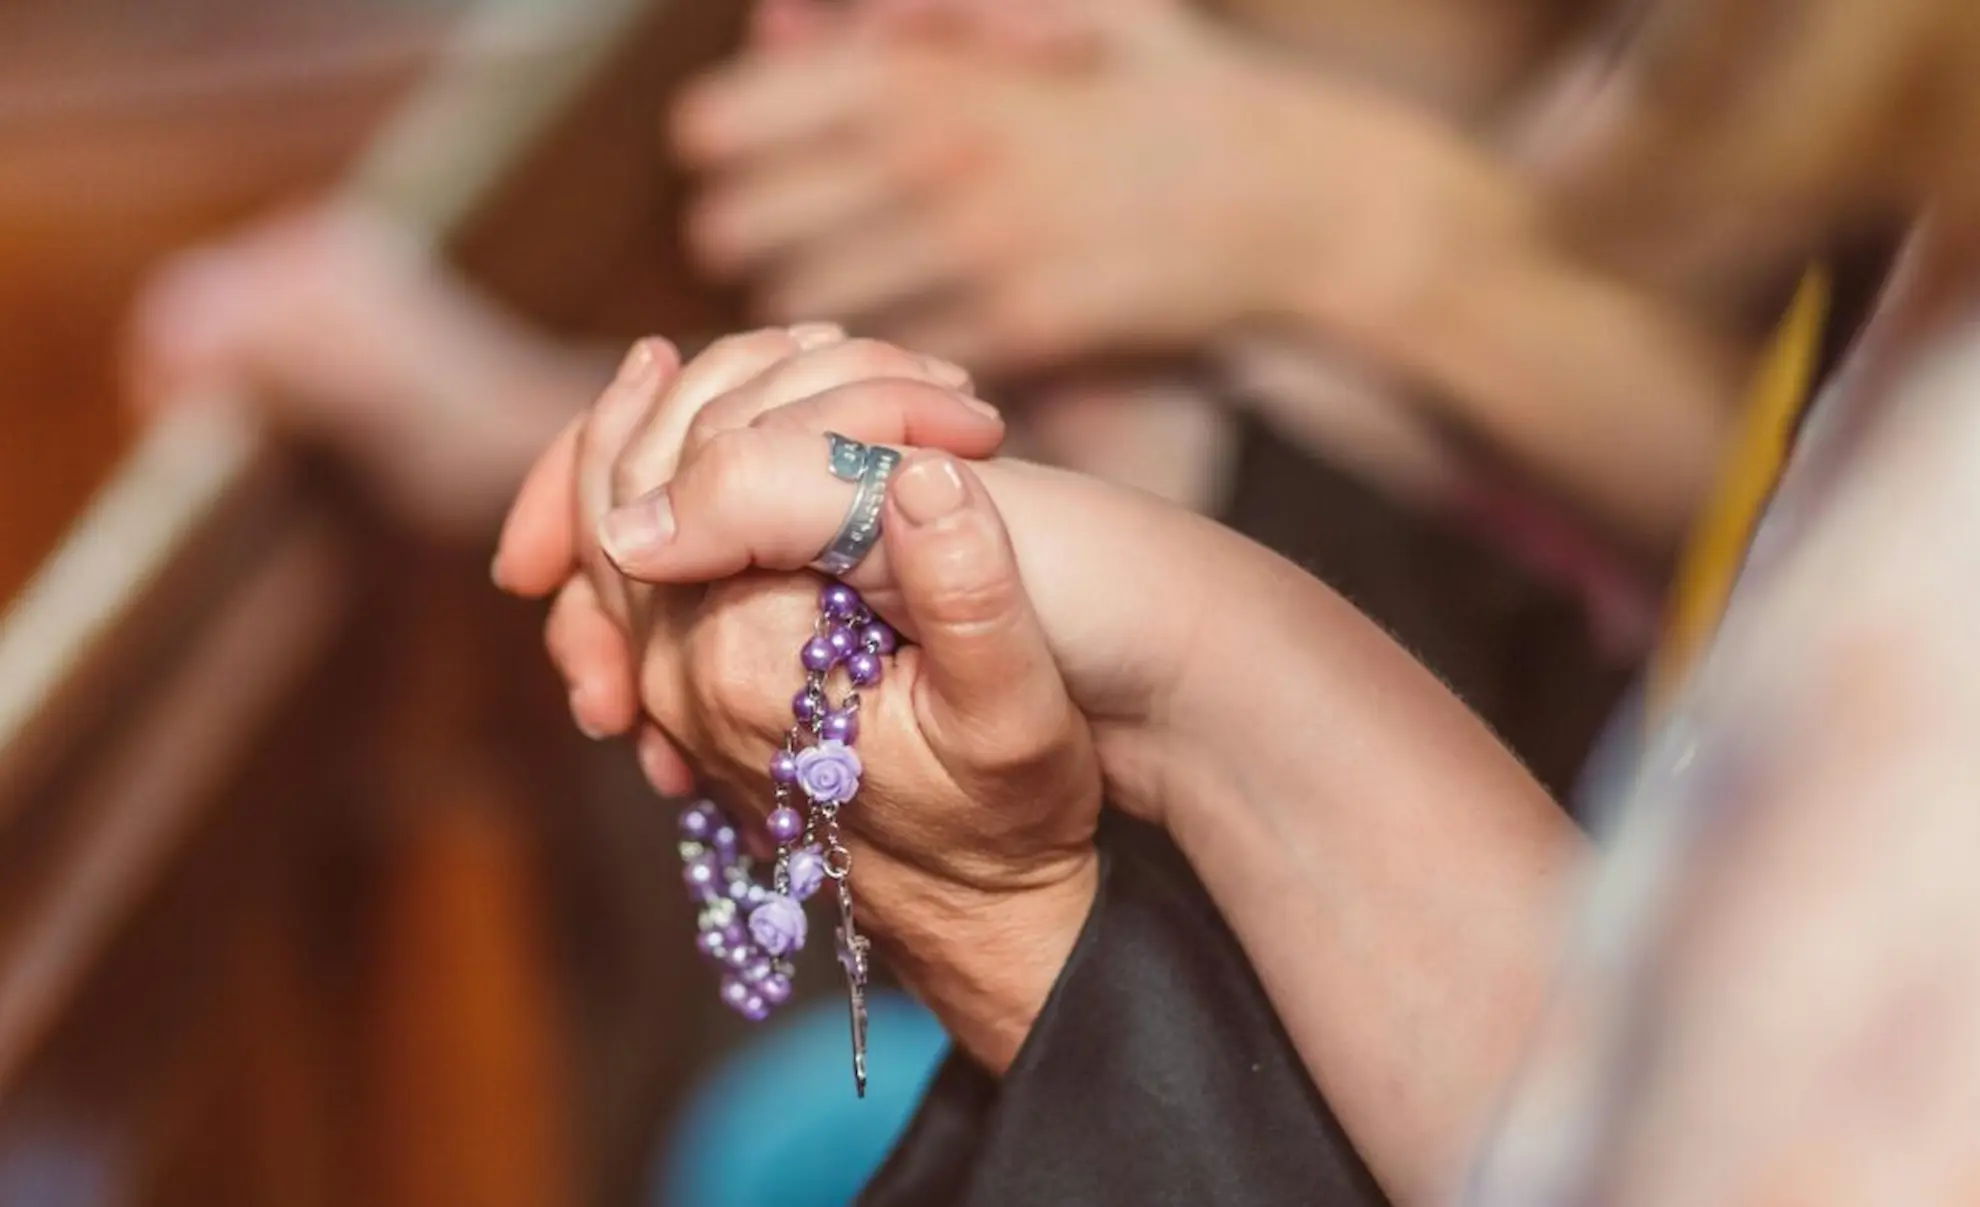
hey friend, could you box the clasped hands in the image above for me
[491,325,1214,1070]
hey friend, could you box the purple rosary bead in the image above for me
[683,852,719,898]
[673,579,898,1034]
[845,650,883,688]
[819,710,859,745]
[821,581,862,619]
[680,802,718,842]
[766,806,806,846]
[801,635,837,673]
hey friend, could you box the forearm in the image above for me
[1216,0,1585,117]
[861,459,1585,1157]
[1262,108,1743,554]
[1129,520,1586,1205]
[1407,232,1745,553]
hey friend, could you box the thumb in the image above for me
[884,453,1073,769]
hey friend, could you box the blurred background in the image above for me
[0,0,1727,1202]
[0,2,758,1204]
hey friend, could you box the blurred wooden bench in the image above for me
[0,2,745,1202]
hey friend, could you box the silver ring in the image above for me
[812,434,901,576]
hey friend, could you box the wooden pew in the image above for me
[0,1,746,1201]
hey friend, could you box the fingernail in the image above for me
[636,729,674,791]
[600,491,676,563]
[489,552,508,589]
[618,338,667,385]
[790,322,845,350]
[892,457,968,526]
[570,687,607,740]
[958,393,999,420]
[921,356,973,390]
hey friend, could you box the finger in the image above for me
[596,379,1000,587]
[753,374,1003,457]
[577,338,680,543]
[689,153,905,280]
[860,0,1105,66]
[545,576,641,738]
[494,414,582,597]
[673,51,890,169]
[609,325,822,507]
[681,337,978,459]
[884,452,1081,777]
[636,722,698,798]
[761,214,977,324]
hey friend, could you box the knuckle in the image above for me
[964,695,1080,779]
[916,537,1020,629]
[684,601,790,742]
[833,337,925,380]
[700,326,797,369]
[681,396,738,457]
[694,426,767,496]
[609,442,663,509]
[914,561,1013,633]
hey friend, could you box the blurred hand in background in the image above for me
[125,200,609,541]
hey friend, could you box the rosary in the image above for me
[674,435,901,1097]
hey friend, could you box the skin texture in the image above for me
[502,329,1104,1074]
[496,332,1585,1206]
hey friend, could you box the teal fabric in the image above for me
[657,992,950,1207]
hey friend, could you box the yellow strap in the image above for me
[1652,269,1831,710]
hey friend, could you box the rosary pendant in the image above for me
[836,881,872,1097]
[676,578,894,1099]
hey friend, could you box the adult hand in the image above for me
[497,329,1108,1071]
[675,3,1503,373]
[750,0,1117,63]
[126,200,603,540]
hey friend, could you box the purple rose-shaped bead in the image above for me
[794,740,862,805]
[748,892,808,956]
[786,845,827,901]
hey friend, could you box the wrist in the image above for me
[870,852,1099,1074]
[1260,94,1535,389]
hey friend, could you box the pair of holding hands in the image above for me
[490,327,1204,1068]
